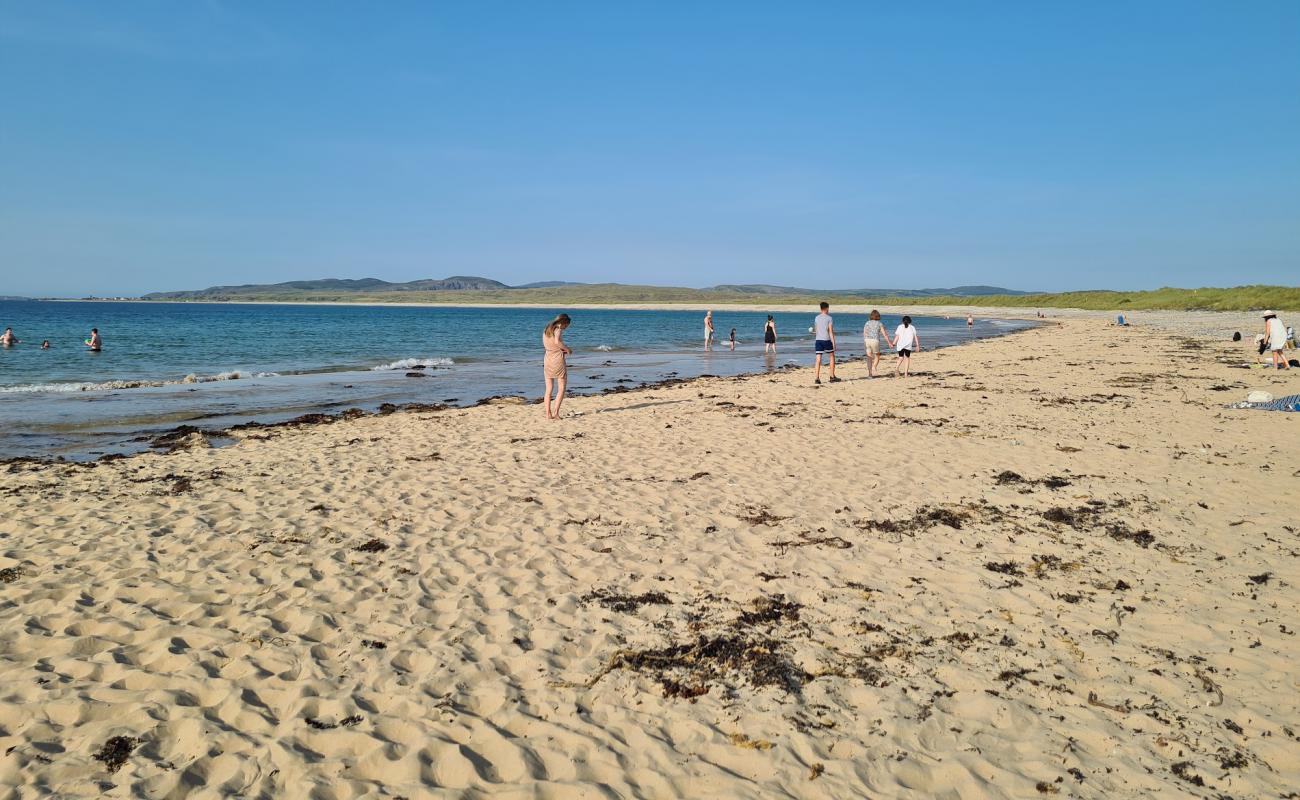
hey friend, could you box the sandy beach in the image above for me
[1,313,1297,798]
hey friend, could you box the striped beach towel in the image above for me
[1232,394,1300,412]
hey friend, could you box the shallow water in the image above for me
[0,301,1031,459]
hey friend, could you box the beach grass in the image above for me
[143,284,1300,311]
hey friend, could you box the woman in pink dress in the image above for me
[542,314,572,419]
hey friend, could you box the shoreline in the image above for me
[3,320,1041,463]
[41,297,1286,336]
[1,317,1297,797]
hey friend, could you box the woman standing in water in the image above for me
[763,315,777,353]
[542,314,573,419]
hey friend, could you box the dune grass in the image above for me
[147,284,1300,312]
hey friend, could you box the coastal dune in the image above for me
[1,318,1297,798]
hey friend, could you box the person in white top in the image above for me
[893,315,921,377]
[1263,311,1290,370]
[704,311,715,351]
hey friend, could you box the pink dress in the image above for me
[543,331,567,379]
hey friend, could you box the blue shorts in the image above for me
[814,340,834,354]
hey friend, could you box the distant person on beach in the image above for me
[729,328,736,351]
[86,328,102,352]
[966,314,974,329]
[41,340,50,349]
[704,311,715,350]
[893,316,920,377]
[763,315,777,353]
[1263,311,1290,370]
[862,309,891,378]
[542,314,572,418]
[812,302,839,384]
[0,328,17,346]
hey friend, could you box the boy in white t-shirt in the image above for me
[893,316,921,377]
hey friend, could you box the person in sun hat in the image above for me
[1262,311,1290,370]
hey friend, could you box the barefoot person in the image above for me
[893,315,920,377]
[542,314,572,418]
[862,309,891,378]
[813,301,839,384]
[85,328,102,351]
[1263,311,1290,370]
[763,315,777,353]
[729,328,736,351]
[966,314,974,329]
[704,311,715,350]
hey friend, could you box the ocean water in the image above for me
[0,300,1032,459]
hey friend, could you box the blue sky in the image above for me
[2,1,1297,296]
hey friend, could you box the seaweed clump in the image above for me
[582,589,672,614]
[92,736,138,774]
[596,633,807,698]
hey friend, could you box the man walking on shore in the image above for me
[813,301,839,384]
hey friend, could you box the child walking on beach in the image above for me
[862,309,891,377]
[893,316,920,377]
[542,314,572,419]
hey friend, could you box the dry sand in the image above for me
[1,316,1297,799]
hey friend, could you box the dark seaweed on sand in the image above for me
[353,539,389,553]
[737,594,801,626]
[582,589,672,613]
[595,633,808,698]
[854,506,968,534]
[92,736,137,773]
[0,566,22,583]
[985,561,1025,577]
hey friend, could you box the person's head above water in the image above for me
[41,340,49,348]
[544,314,571,335]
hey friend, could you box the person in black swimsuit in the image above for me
[763,315,777,353]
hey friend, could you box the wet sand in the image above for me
[1,315,1297,798]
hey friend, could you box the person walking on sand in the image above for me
[0,328,18,346]
[812,301,839,384]
[1263,311,1290,370]
[542,314,573,418]
[85,328,102,351]
[893,315,921,377]
[704,311,715,350]
[862,309,891,378]
[763,315,777,353]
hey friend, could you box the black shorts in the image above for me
[898,348,913,357]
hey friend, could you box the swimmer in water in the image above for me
[41,340,50,349]
[0,328,18,346]
[85,328,102,351]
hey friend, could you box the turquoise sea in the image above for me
[0,300,1032,459]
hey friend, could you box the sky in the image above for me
[1,1,1298,297]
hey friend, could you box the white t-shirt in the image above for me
[814,313,833,341]
[894,324,917,351]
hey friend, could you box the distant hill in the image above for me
[144,277,1030,301]
[137,278,1300,311]
[143,276,509,299]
